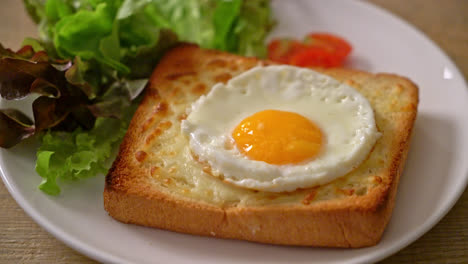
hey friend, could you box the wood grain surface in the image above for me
[1,0,467,263]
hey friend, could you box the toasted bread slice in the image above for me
[104,44,418,248]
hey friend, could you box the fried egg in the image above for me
[181,65,380,192]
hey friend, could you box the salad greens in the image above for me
[36,116,131,195]
[1,0,274,195]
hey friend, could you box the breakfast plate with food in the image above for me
[1,0,467,263]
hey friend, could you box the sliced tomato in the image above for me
[289,47,343,68]
[304,33,352,58]
[267,32,352,68]
[267,39,306,64]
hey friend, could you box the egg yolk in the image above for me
[232,110,323,165]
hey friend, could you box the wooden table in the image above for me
[1,0,467,263]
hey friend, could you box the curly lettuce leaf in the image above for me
[36,116,129,195]
[0,46,94,146]
[23,0,46,24]
[21,37,46,52]
[0,45,135,148]
[144,0,217,48]
[45,0,73,22]
[140,0,273,57]
[212,0,242,51]
[27,0,175,75]
[22,0,273,76]
[12,0,274,195]
[0,109,35,148]
[53,3,130,73]
[233,0,274,57]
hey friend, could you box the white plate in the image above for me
[1,0,468,263]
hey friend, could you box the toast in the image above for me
[104,44,418,248]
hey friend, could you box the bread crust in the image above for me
[104,44,418,248]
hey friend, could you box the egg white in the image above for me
[181,65,380,192]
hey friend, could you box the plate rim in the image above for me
[1,0,468,263]
[342,2,468,263]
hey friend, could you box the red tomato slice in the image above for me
[267,32,352,68]
[289,47,343,68]
[304,33,352,58]
[267,39,306,64]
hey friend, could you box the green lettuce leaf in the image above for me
[21,37,46,52]
[144,0,216,48]
[23,0,273,74]
[234,0,275,57]
[53,3,130,73]
[138,0,273,57]
[23,0,46,24]
[12,0,274,195]
[36,116,130,195]
[212,0,242,51]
